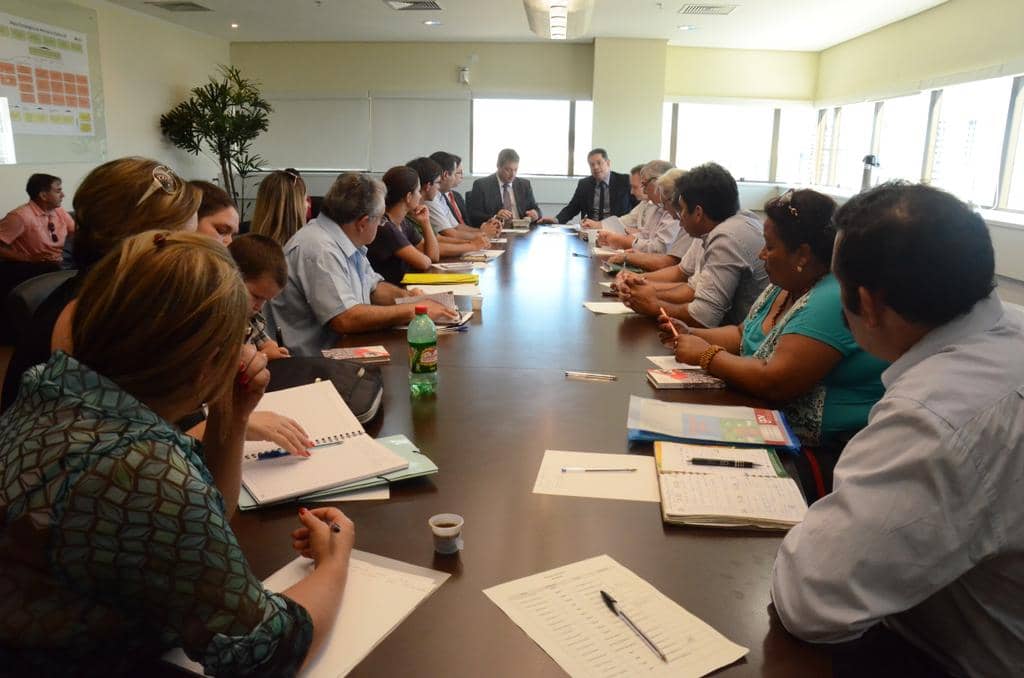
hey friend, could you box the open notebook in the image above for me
[655,442,807,530]
[242,381,408,505]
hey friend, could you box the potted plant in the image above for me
[160,65,271,217]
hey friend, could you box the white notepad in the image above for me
[484,554,748,678]
[164,550,449,677]
[583,301,635,315]
[242,381,408,504]
[532,450,659,503]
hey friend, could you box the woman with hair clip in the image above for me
[1,157,202,412]
[250,169,309,247]
[0,231,353,676]
[367,165,440,284]
[660,189,888,500]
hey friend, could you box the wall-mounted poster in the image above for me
[0,10,93,136]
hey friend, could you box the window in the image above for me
[1008,120,1024,210]
[775,106,817,184]
[571,100,593,176]
[931,76,1013,207]
[675,103,774,180]
[816,108,836,185]
[472,98,570,175]
[660,102,673,162]
[875,93,930,183]
[834,102,876,189]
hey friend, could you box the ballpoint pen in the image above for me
[564,370,618,381]
[561,467,638,473]
[600,590,668,663]
[689,458,760,468]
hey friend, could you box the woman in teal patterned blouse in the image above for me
[0,231,354,676]
[661,190,888,497]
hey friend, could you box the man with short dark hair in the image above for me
[426,151,498,244]
[270,173,456,355]
[541,148,632,224]
[771,182,1024,677]
[466,148,542,226]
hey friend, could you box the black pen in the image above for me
[600,590,668,663]
[276,327,285,349]
[689,458,760,468]
[572,252,591,258]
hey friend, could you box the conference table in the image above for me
[205,227,829,676]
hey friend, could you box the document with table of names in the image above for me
[484,554,748,678]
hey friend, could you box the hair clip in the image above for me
[153,232,168,248]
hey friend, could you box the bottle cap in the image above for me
[414,305,428,314]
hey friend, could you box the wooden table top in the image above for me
[192,227,829,676]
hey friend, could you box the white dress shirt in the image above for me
[771,294,1024,677]
[631,205,680,254]
[426,193,459,235]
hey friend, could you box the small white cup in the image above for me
[428,513,464,554]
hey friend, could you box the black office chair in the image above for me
[4,269,77,343]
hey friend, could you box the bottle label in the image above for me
[409,343,438,373]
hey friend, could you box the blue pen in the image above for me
[256,449,292,461]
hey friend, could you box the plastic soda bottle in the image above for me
[408,305,438,397]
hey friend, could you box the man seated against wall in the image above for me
[538,148,632,224]
[0,173,76,338]
[618,163,767,328]
[466,148,542,226]
[771,182,1024,678]
[271,173,457,356]
[580,162,647,235]
[426,151,500,246]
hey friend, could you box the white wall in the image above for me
[0,0,229,210]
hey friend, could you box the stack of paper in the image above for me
[484,554,748,678]
[655,442,807,529]
[461,249,505,262]
[646,369,725,390]
[395,291,457,311]
[165,550,449,677]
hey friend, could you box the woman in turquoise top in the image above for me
[662,190,887,495]
[0,231,354,676]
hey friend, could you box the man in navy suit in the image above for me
[466,148,542,226]
[540,148,632,224]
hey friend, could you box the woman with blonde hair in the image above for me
[250,169,308,246]
[0,231,353,675]
[1,156,201,411]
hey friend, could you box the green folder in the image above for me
[238,434,437,510]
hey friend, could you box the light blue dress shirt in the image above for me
[270,214,383,356]
[632,205,681,254]
[771,294,1024,677]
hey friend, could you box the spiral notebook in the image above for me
[242,380,408,504]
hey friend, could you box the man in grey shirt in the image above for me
[772,183,1024,676]
[619,162,767,327]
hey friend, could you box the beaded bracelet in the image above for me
[699,344,725,371]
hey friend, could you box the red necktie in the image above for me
[446,192,464,224]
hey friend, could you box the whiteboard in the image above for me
[369,97,470,171]
[254,97,370,170]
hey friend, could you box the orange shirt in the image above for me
[0,201,75,263]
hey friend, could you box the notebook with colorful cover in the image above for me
[626,395,800,450]
[654,442,807,530]
[241,381,408,505]
[646,368,725,390]
[322,346,391,364]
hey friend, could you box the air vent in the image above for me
[144,1,212,11]
[678,4,738,15]
[384,1,443,10]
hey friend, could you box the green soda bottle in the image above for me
[408,305,438,397]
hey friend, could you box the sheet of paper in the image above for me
[533,450,659,503]
[592,246,624,257]
[583,301,635,315]
[659,474,807,526]
[656,442,777,476]
[489,238,508,243]
[415,283,482,297]
[484,554,748,678]
[646,355,700,371]
[306,485,390,503]
[601,215,627,234]
[503,227,530,234]
[165,550,449,677]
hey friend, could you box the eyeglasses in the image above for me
[135,165,181,207]
[772,189,800,218]
[47,220,57,243]
[642,177,657,188]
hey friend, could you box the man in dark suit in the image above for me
[540,148,631,224]
[466,148,542,227]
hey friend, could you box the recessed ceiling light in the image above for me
[677,24,698,31]
[230,22,239,28]
[423,19,441,26]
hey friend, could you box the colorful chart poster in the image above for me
[0,11,93,136]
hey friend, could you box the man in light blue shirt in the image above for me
[771,183,1024,677]
[271,174,456,356]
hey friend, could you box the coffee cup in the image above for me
[428,513,464,554]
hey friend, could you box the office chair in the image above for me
[4,270,77,343]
